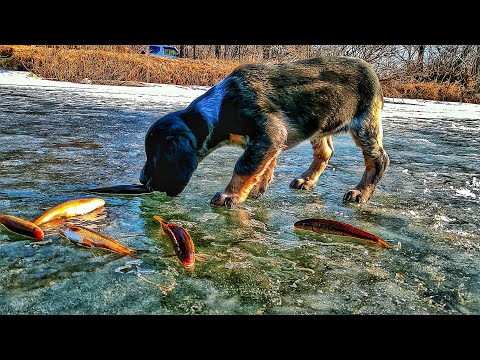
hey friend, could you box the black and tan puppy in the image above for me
[140,56,389,207]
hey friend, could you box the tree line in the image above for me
[38,45,480,90]
[176,45,479,88]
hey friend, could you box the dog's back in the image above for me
[224,56,383,143]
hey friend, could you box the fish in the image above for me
[36,208,107,232]
[34,198,105,225]
[154,215,195,268]
[59,225,138,257]
[0,214,44,240]
[87,184,151,195]
[294,218,391,249]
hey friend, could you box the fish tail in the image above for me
[133,249,151,255]
[375,236,392,249]
[128,250,140,259]
[153,215,166,224]
[111,244,138,257]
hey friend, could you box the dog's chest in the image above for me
[197,133,249,160]
[229,134,249,147]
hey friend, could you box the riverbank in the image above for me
[1,45,479,104]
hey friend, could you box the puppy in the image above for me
[140,56,389,207]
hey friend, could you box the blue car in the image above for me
[147,45,180,58]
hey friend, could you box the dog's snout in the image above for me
[142,174,167,193]
[144,179,154,192]
[140,162,153,186]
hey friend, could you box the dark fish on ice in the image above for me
[154,215,195,268]
[294,218,391,249]
[87,184,151,195]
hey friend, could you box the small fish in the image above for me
[0,214,44,240]
[87,184,151,195]
[59,225,138,257]
[154,215,195,268]
[294,218,391,249]
[34,198,105,225]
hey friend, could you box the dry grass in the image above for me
[1,45,479,104]
[382,80,480,104]
[5,45,239,86]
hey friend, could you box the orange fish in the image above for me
[59,225,137,257]
[0,214,44,240]
[154,215,195,268]
[34,198,105,225]
[294,218,391,249]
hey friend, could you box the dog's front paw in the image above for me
[343,189,371,203]
[210,192,239,207]
[289,178,316,191]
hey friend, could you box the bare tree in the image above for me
[414,45,425,75]
[170,45,479,93]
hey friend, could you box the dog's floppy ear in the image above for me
[161,129,199,196]
[141,113,200,196]
[182,112,210,149]
[163,131,197,163]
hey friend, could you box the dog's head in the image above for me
[140,113,198,196]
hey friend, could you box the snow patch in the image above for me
[455,188,477,199]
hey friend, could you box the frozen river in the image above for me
[0,70,479,314]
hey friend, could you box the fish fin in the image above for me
[71,242,91,249]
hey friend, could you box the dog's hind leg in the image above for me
[290,135,334,191]
[210,114,287,207]
[343,99,389,203]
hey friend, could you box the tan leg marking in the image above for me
[211,152,280,207]
[290,135,334,191]
[211,112,288,207]
[344,99,389,203]
[248,156,277,199]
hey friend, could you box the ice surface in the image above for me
[0,70,479,314]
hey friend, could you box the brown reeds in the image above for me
[382,80,479,104]
[5,45,238,86]
[1,45,478,104]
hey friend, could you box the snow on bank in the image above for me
[384,97,480,122]
[0,70,209,104]
[1,70,480,119]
